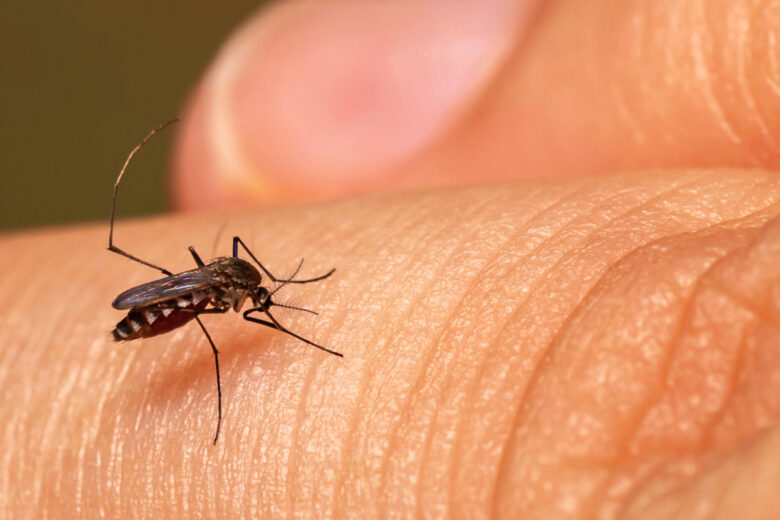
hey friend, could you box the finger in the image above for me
[4,171,780,516]
[174,0,780,210]
[467,0,780,179]
[172,0,533,209]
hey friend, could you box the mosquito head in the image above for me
[252,285,318,316]
[254,286,273,308]
[249,258,323,315]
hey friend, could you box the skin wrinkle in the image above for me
[45,350,80,509]
[137,336,188,512]
[284,298,339,516]
[700,232,780,449]
[600,222,772,517]
[486,177,715,512]
[377,189,538,515]
[700,327,750,451]
[438,182,608,516]
[0,255,33,514]
[373,191,514,518]
[286,336,316,518]
[84,343,130,512]
[1,298,34,513]
[328,196,444,514]
[678,246,768,453]
[489,243,616,517]
[633,460,693,520]
[623,229,752,453]
[113,371,132,516]
[502,258,624,513]
[612,2,662,153]
[760,1,780,153]
[740,2,777,150]
[293,366,335,519]
[606,229,754,459]
[33,251,96,516]
[446,177,709,516]
[149,332,203,455]
[695,1,748,151]
[395,184,598,516]
[379,222,492,516]
[439,178,683,516]
[588,226,759,516]
[242,353,286,519]
[247,306,330,510]
[595,212,780,517]
[334,207,442,515]
[444,176,708,495]
[104,353,126,500]
[429,0,780,181]
[287,343,335,519]
[239,328,306,515]
[220,209,366,516]
[755,2,780,149]
[408,188,586,519]
[334,192,474,518]
[766,0,780,101]
[442,185,632,512]
[610,458,677,520]
[130,332,182,437]
[490,176,780,517]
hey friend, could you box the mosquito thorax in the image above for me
[212,257,263,289]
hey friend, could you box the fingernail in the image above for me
[203,0,526,196]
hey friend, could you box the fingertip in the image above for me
[173,0,525,210]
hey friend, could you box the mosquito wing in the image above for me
[112,267,223,310]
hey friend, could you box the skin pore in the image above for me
[4,0,780,517]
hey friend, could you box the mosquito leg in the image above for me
[188,246,205,267]
[108,118,180,276]
[107,244,173,276]
[192,315,223,445]
[232,236,335,284]
[243,307,343,357]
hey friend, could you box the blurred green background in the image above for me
[0,1,264,232]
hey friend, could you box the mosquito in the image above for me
[108,118,342,444]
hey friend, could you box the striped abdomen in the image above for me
[113,291,211,341]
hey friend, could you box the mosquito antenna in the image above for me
[108,118,180,275]
[109,118,180,247]
[271,302,319,315]
[268,258,305,299]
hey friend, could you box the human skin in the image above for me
[4,1,780,519]
[4,173,780,519]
